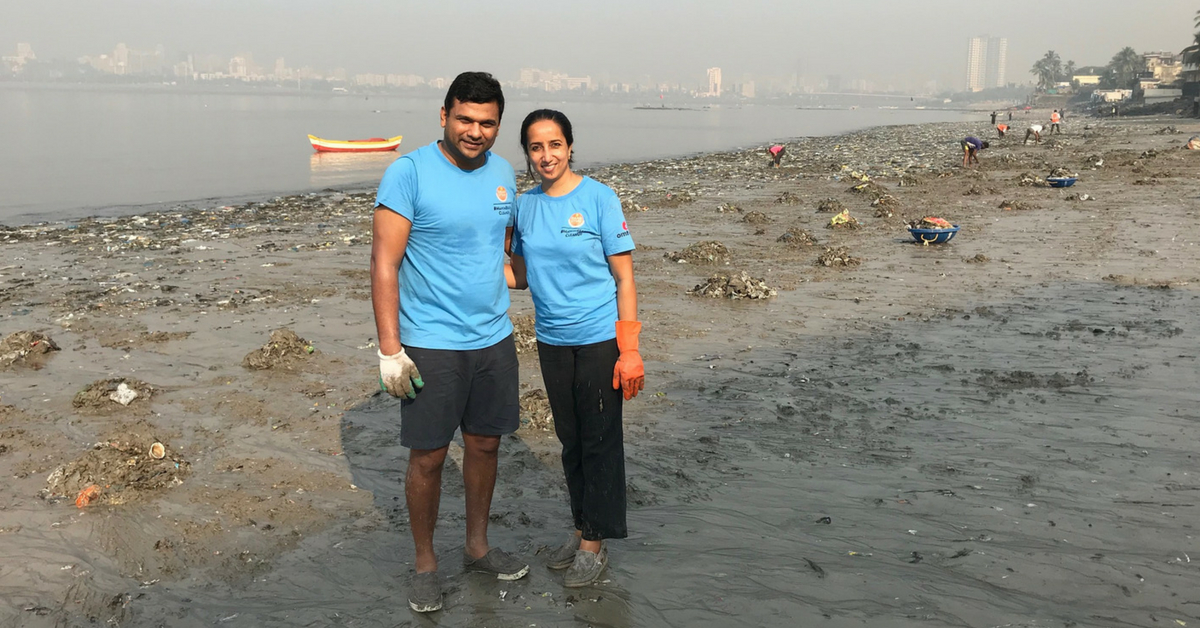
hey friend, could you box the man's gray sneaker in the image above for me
[563,543,607,588]
[463,547,530,581]
[408,571,442,613]
[545,534,581,570]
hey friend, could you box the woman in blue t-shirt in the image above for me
[505,109,643,587]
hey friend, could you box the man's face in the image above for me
[440,99,501,167]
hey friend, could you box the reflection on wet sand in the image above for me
[309,151,399,189]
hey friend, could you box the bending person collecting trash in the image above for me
[505,109,642,588]
[1024,123,1043,145]
[371,71,528,614]
[961,136,988,168]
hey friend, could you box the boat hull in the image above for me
[308,135,402,153]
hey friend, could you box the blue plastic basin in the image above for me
[1047,177,1077,188]
[908,225,960,244]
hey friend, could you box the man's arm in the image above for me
[371,207,413,356]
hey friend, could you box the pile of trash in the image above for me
[777,228,819,247]
[688,272,777,300]
[242,328,315,370]
[1015,172,1048,187]
[511,315,538,355]
[716,202,742,213]
[815,198,846,213]
[908,216,953,230]
[665,240,731,265]
[0,330,59,369]
[518,389,554,432]
[999,199,1040,211]
[848,180,890,201]
[742,211,771,224]
[964,253,990,264]
[815,246,862,268]
[828,209,862,230]
[775,191,800,205]
[72,378,155,410]
[1048,167,1077,178]
[44,437,189,507]
[898,173,922,187]
[872,195,900,217]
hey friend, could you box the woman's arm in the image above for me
[506,254,528,290]
[608,252,637,320]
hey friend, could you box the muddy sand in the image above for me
[2,114,1199,627]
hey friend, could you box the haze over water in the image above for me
[0,85,976,224]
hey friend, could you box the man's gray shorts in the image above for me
[399,334,519,450]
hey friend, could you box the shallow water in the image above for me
[96,282,1199,627]
[0,85,974,224]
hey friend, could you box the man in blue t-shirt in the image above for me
[371,71,528,613]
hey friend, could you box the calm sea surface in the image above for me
[0,85,974,224]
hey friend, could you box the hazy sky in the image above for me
[4,1,1196,90]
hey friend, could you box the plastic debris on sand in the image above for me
[688,272,777,300]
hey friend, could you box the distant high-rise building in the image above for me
[706,67,721,96]
[966,36,1007,91]
[741,81,755,99]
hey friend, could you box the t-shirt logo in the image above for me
[621,221,627,231]
[568,213,585,228]
[496,186,508,202]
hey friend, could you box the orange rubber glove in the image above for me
[613,320,645,400]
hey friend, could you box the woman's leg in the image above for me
[571,339,627,542]
[537,342,584,532]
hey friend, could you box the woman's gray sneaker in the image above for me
[463,547,530,581]
[563,543,607,588]
[408,571,442,613]
[545,534,582,570]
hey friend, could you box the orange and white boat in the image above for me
[307,134,402,153]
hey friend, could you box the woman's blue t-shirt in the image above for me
[512,177,635,346]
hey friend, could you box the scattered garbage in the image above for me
[898,174,922,187]
[0,331,60,370]
[1187,136,1200,150]
[1064,193,1093,201]
[518,389,553,432]
[148,442,166,460]
[815,198,846,213]
[964,254,990,264]
[816,246,862,268]
[511,314,538,354]
[828,209,862,230]
[73,378,154,410]
[1048,167,1077,178]
[777,228,819,247]
[665,241,731,265]
[242,328,315,370]
[688,272,777,300]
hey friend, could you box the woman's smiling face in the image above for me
[524,119,573,184]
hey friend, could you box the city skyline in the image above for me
[3,1,1196,96]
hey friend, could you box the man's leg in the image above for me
[462,432,500,558]
[407,446,449,573]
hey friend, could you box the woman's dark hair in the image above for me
[444,71,505,120]
[519,109,574,180]
[981,141,991,149]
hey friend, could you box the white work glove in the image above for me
[378,348,424,399]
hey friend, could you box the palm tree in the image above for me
[1063,60,1076,82]
[1106,47,1143,87]
[1030,50,1062,91]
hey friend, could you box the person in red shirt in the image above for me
[996,123,1009,138]
[1050,110,1062,134]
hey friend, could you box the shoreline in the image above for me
[0,109,981,228]
[3,113,1200,626]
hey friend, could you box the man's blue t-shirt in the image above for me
[512,177,635,346]
[964,136,984,150]
[375,141,515,350]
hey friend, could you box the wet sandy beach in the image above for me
[2,114,1199,627]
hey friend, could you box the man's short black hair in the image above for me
[444,72,505,120]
